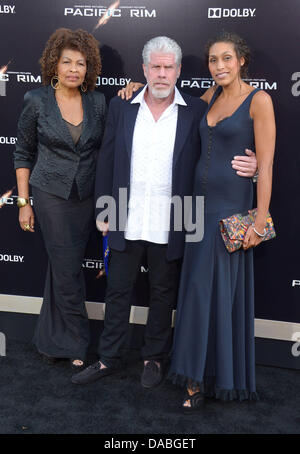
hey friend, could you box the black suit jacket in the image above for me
[94,88,207,261]
[14,85,107,200]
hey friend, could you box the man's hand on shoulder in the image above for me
[117,82,144,100]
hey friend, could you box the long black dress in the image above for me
[169,86,260,401]
[14,87,107,361]
[33,121,92,360]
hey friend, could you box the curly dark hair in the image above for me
[39,28,102,91]
[204,31,251,79]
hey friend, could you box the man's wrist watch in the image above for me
[17,197,29,208]
[252,171,259,183]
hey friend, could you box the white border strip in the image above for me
[254,318,300,342]
[0,294,299,341]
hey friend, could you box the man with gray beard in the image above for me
[71,36,257,388]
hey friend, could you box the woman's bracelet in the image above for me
[17,197,29,208]
[252,224,266,238]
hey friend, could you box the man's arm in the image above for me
[118,83,258,178]
[232,149,258,178]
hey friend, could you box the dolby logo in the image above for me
[96,77,131,87]
[0,5,15,14]
[208,8,256,18]
[0,136,17,145]
[0,254,24,263]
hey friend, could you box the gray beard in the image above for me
[149,85,173,99]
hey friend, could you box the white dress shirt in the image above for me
[125,85,187,244]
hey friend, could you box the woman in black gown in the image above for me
[14,28,107,369]
[169,32,276,410]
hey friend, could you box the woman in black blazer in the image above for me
[14,28,107,368]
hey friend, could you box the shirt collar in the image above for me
[131,85,187,107]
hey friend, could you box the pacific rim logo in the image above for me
[181,78,277,91]
[82,258,148,273]
[82,258,104,270]
[1,195,33,207]
[64,6,156,18]
[4,72,42,84]
[208,8,256,18]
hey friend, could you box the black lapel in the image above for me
[44,86,76,151]
[77,91,95,150]
[123,101,140,161]
[172,99,194,169]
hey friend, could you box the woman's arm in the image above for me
[243,90,276,249]
[14,91,39,232]
[16,168,35,232]
[14,91,38,169]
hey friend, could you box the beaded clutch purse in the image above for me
[219,209,276,253]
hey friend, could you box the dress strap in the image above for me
[207,85,222,110]
[244,88,261,105]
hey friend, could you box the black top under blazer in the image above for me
[94,88,207,261]
[14,85,107,200]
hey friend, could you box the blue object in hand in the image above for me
[103,235,110,276]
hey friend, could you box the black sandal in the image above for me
[41,353,60,365]
[182,391,205,414]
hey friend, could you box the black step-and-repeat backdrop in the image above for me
[0,0,299,325]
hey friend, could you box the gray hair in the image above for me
[142,36,182,67]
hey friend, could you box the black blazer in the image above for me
[14,85,107,200]
[94,88,207,261]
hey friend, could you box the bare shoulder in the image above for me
[251,90,273,108]
[200,85,217,104]
[250,90,274,117]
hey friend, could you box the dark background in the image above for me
[0,0,299,323]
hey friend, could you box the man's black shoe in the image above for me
[141,361,163,388]
[71,361,115,385]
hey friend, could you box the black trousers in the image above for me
[32,186,93,359]
[99,240,181,368]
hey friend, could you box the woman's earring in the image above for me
[81,81,87,93]
[51,75,60,90]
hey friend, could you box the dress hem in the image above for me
[168,371,259,402]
